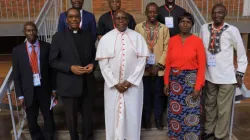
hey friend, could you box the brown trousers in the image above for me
[204,81,235,139]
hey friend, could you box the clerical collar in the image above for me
[110,10,116,14]
[165,4,175,9]
[69,28,81,34]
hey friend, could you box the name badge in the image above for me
[33,73,41,86]
[207,54,216,67]
[147,54,156,65]
[165,17,174,28]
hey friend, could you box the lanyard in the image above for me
[210,24,224,50]
[146,21,158,52]
[110,11,116,28]
[164,5,176,16]
[26,42,40,73]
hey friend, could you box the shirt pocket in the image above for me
[220,32,233,51]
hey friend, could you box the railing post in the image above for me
[0,2,2,19]
[33,0,36,20]
[237,0,241,21]
[206,0,209,21]
[10,1,13,19]
[16,0,19,20]
[7,88,18,140]
[27,0,30,21]
[229,89,236,140]
[5,0,8,20]
[22,0,25,20]
[44,20,48,42]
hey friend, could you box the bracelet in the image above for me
[236,71,244,78]
[156,63,165,70]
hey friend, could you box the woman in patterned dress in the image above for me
[164,12,206,140]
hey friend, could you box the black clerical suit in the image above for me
[97,11,136,36]
[12,41,55,140]
[49,29,96,140]
[157,4,186,37]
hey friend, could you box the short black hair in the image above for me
[177,12,194,26]
[114,10,128,19]
[212,3,227,13]
[23,22,38,31]
[66,7,80,17]
[146,2,158,11]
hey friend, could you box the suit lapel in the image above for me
[22,42,33,75]
[64,30,80,60]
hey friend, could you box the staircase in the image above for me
[18,70,170,140]
[0,0,46,22]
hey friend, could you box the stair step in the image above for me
[20,126,169,140]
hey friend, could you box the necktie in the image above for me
[30,45,39,74]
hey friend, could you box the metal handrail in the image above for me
[0,0,63,139]
[0,0,48,22]
[193,0,250,22]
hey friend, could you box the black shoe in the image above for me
[155,119,163,130]
[202,133,214,140]
[214,138,223,140]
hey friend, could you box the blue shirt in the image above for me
[57,9,97,41]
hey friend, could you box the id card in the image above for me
[207,54,216,67]
[147,54,156,65]
[165,17,174,28]
[33,73,41,86]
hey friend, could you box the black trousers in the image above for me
[142,76,166,121]
[61,94,93,140]
[25,86,55,140]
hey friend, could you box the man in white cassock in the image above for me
[96,10,150,140]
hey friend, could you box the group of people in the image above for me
[12,0,248,140]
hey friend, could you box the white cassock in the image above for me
[96,28,149,140]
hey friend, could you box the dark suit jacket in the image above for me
[57,10,97,41]
[12,41,54,107]
[49,30,96,97]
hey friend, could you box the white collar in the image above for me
[115,27,129,34]
[80,9,83,17]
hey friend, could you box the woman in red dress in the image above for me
[164,12,206,140]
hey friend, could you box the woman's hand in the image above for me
[191,90,200,100]
[164,85,169,96]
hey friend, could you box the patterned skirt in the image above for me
[168,68,202,140]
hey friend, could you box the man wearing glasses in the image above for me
[97,0,136,40]
[96,10,149,140]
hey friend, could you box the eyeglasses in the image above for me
[115,16,128,21]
